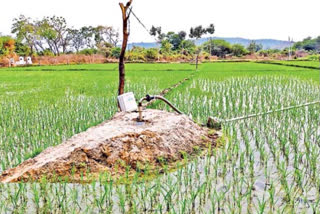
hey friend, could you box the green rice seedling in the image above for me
[31,183,40,213]
[116,185,126,214]
[8,183,24,210]
[1,62,320,212]
[70,185,81,211]
[267,182,276,212]
[310,198,320,213]
[256,196,267,214]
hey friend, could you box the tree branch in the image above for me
[118,0,133,97]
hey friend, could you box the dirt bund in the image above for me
[0,109,221,183]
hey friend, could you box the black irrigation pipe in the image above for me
[141,59,320,125]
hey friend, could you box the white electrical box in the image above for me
[118,92,138,112]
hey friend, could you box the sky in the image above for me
[0,0,319,43]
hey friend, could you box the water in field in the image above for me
[155,76,320,213]
[1,63,320,213]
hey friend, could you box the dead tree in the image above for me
[189,26,206,71]
[118,0,133,96]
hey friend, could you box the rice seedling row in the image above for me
[259,60,320,70]
[1,62,320,213]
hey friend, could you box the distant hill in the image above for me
[128,37,291,50]
[127,42,159,50]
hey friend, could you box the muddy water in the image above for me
[1,77,320,213]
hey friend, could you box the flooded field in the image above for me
[1,63,320,213]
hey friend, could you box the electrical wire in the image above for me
[127,9,320,123]
[130,8,150,35]
[128,7,159,44]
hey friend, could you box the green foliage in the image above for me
[294,36,320,52]
[203,39,232,58]
[9,17,218,60]
[160,40,172,54]
[258,49,281,57]
[145,48,158,60]
[206,24,215,35]
[126,47,145,61]
[166,31,186,51]
[68,29,85,53]
[96,42,113,57]
[79,48,97,56]
[24,148,43,160]
[189,24,215,40]
[35,16,64,55]
[11,15,119,56]
[39,49,55,56]
[15,41,31,56]
[248,41,263,53]
[111,47,121,59]
[180,40,196,55]
[231,44,249,57]
[281,48,295,57]
[189,26,207,39]
[150,26,166,42]
[0,36,15,56]
[307,54,320,61]
[93,26,119,47]
[11,15,35,53]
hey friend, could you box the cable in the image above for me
[130,8,150,35]
[129,7,159,44]
[221,57,320,123]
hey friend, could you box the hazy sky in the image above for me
[0,0,319,42]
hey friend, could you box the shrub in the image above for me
[145,48,158,60]
[179,40,196,56]
[79,48,98,56]
[15,41,31,56]
[100,48,112,58]
[203,39,232,58]
[126,51,145,62]
[0,36,15,56]
[232,44,248,57]
[111,47,121,59]
[307,54,320,61]
[39,49,55,56]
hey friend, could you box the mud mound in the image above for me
[0,109,221,183]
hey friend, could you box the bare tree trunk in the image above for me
[54,44,60,56]
[47,42,56,55]
[209,37,214,58]
[196,53,199,71]
[35,41,46,53]
[195,48,201,71]
[209,37,212,56]
[118,0,132,96]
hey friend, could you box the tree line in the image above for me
[1,15,319,61]
[293,36,320,52]
[0,15,258,59]
[6,15,120,57]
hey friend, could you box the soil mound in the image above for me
[0,109,220,183]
